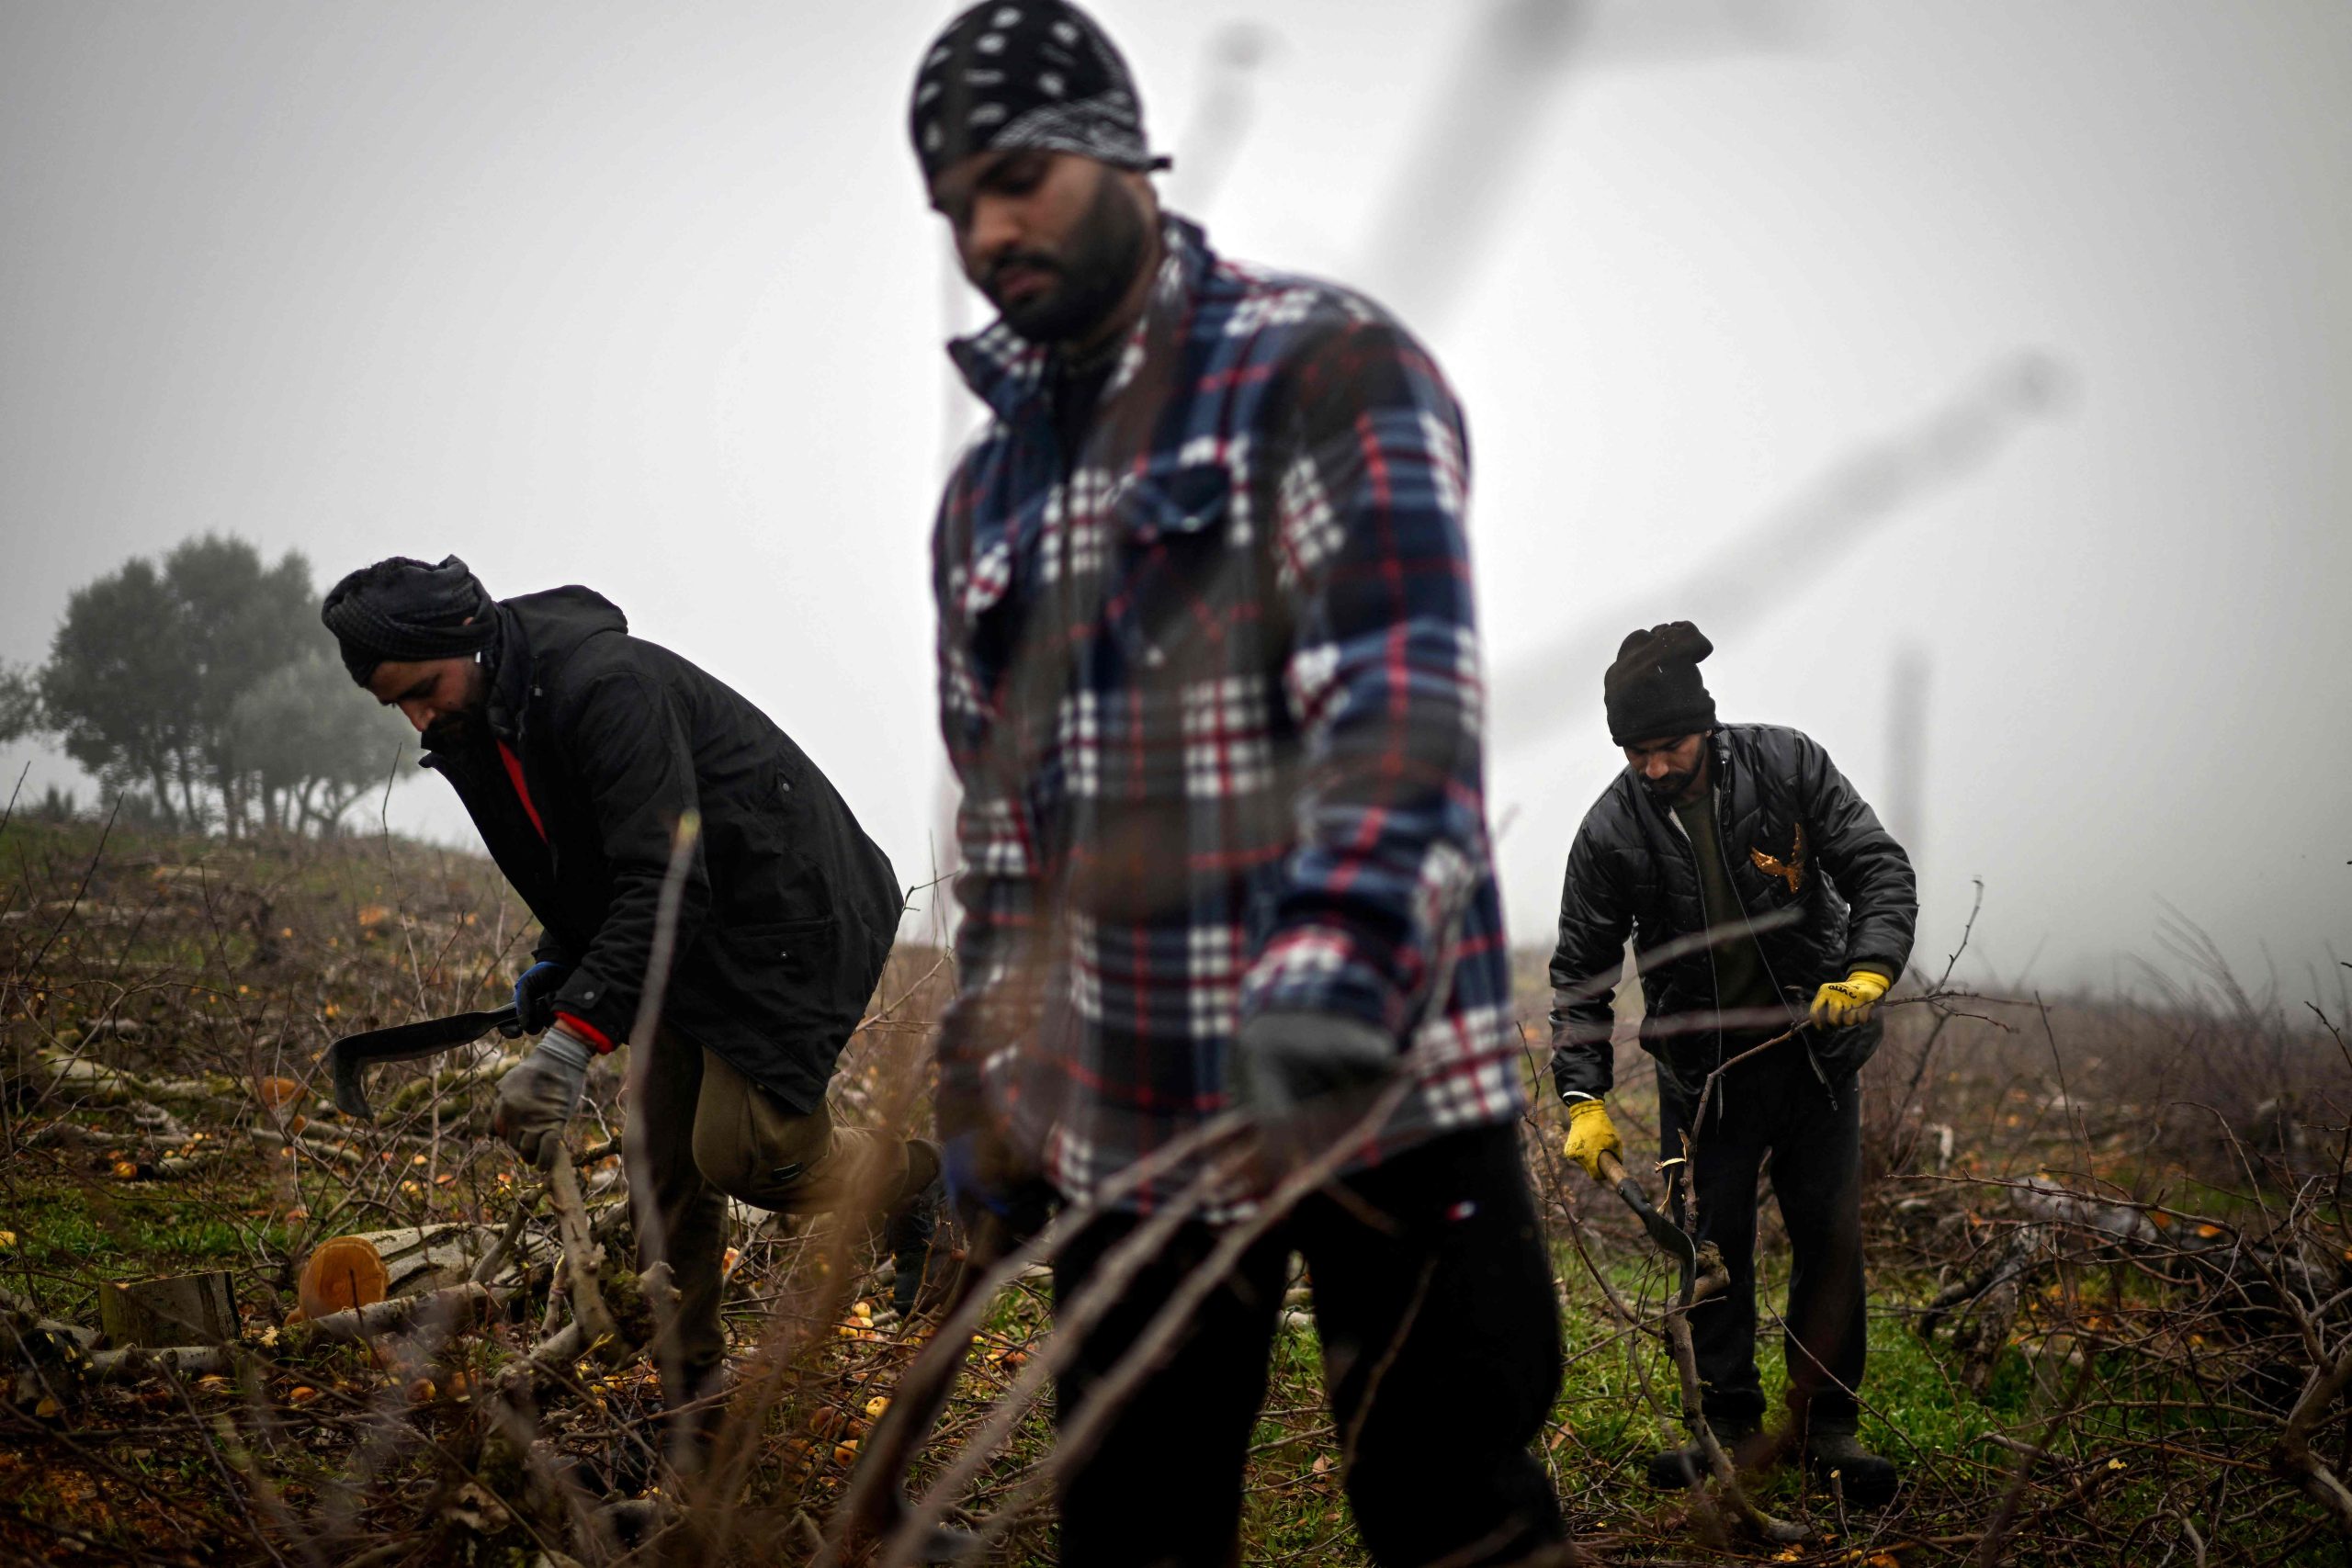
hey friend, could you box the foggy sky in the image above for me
[3,1,2346,999]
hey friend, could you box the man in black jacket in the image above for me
[1548,622,1917,1505]
[320,555,935,1411]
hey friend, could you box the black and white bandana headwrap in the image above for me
[320,555,498,686]
[910,1,1170,184]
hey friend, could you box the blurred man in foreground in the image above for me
[320,555,935,1432]
[1548,621,1917,1504]
[911,4,1566,1563]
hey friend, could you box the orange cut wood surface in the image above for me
[298,1235,389,1319]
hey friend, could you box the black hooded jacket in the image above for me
[1547,724,1917,1101]
[423,588,901,1113]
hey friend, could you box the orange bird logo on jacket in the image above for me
[1751,822,1806,896]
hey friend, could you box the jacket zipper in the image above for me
[498,667,559,881]
[1705,757,1838,1111]
[1659,806,1725,1085]
[1658,743,1838,1113]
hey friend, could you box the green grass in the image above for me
[3,1178,293,1320]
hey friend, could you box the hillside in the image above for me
[5,820,2349,1565]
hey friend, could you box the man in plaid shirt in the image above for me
[911,6,1568,1565]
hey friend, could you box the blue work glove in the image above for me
[938,1105,1059,1241]
[1226,1010,1398,1123]
[941,1124,1023,1223]
[503,961,569,1038]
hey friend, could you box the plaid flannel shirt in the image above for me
[931,216,1524,1215]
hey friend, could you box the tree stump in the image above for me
[299,1235,391,1320]
[98,1271,238,1347]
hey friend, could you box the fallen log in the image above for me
[36,1051,243,1116]
[378,1054,514,1118]
[286,1280,509,1348]
[88,1344,237,1382]
[3,1291,97,1402]
[146,1147,233,1179]
[249,1125,366,1168]
[128,1100,190,1143]
[19,1121,113,1150]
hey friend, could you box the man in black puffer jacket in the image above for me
[321,556,937,1418]
[1548,621,1917,1505]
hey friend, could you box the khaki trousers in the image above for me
[632,1026,916,1391]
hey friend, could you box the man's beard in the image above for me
[420,706,485,752]
[1641,766,1702,804]
[983,171,1151,346]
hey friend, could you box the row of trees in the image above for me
[1,536,415,837]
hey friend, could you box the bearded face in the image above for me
[1624,732,1711,806]
[933,148,1157,350]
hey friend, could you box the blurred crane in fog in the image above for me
[1885,640,1931,852]
[1163,21,1278,219]
[1486,350,2073,753]
[1358,0,1816,329]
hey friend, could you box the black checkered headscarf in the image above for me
[910,1,1170,184]
[320,555,498,685]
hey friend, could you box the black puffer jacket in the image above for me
[423,588,901,1113]
[1547,724,1916,1100]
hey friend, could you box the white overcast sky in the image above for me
[3,1,2346,999]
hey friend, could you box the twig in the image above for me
[618,808,699,1426]
[469,1188,540,1286]
[1971,1337,2100,1567]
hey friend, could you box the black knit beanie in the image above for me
[320,556,498,685]
[1603,622,1717,745]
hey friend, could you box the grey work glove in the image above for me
[1227,1010,1399,1124]
[492,1023,594,1169]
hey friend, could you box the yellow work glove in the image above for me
[1562,1098,1624,1182]
[1809,968,1892,1029]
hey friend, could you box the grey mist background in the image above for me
[3,1,2346,996]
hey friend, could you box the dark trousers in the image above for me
[631,1026,919,1395]
[1051,1125,1565,1568]
[1655,1047,1867,1435]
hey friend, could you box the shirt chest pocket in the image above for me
[1103,463,1249,671]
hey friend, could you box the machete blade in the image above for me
[325,1005,518,1121]
[1595,1148,1702,1294]
[1616,1176,1700,1270]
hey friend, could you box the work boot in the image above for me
[1804,1429,1898,1507]
[884,1141,947,1320]
[647,1363,732,1483]
[1644,1419,1769,1489]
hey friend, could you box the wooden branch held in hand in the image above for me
[546,1148,616,1351]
